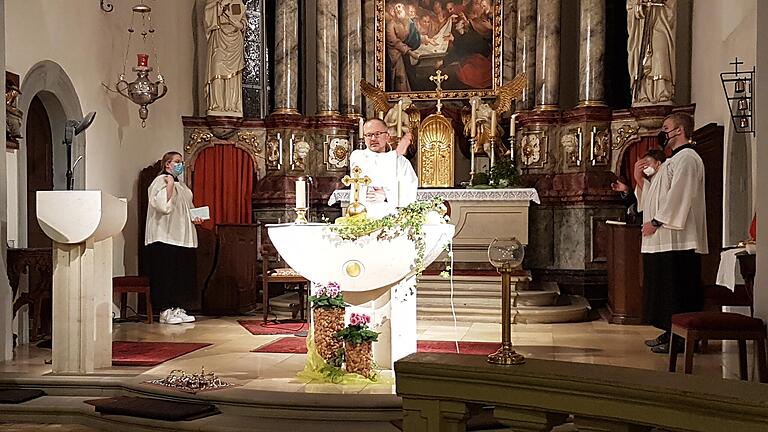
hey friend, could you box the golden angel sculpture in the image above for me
[360,79,421,140]
[461,73,526,156]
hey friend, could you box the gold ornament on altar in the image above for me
[417,70,454,188]
[342,166,371,217]
[462,73,526,171]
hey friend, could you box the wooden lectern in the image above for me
[606,222,644,325]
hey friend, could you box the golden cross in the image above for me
[430,70,449,113]
[429,70,448,92]
[342,166,371,215]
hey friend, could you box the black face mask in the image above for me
[657,131,669,148]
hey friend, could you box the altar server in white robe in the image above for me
[635,113,707,354]
[349,118,418,219]
[346,118,419,368]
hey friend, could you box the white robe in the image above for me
[345,149,420,369]
[348,149,418,219]
[636,147,708,254]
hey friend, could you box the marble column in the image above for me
[515,0,537,111]
[578,0,606,105]
[363,0,376,119]
[535,0,561,110]
[316,0,340,115]
[341,1,363,116]
[274,0,300,114]
[503,0,518,84]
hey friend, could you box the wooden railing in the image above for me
[395,353,768,432]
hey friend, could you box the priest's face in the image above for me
[363,120,391,153]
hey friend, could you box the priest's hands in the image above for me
[641,222,657,237]
[396,132,413,156]
[366,187,387,203]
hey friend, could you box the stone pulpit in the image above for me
[268,219,454,368]
[36,191,127,374]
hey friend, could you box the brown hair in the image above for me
[643,149,667,163]
[159,151,182,174]
[664,112,694,138]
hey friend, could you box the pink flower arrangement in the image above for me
[326,282,341,297]
[349,312,371,326]
[310,282,345,309]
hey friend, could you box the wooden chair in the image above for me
[669,311,767,383]
[113,276,153,324]
[259,226,309,324]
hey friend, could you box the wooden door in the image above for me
[693,123,724,286]
[26,95,53,248]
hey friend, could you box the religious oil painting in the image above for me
[375,0,502,100]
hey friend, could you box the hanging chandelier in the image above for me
[114,2,167,127]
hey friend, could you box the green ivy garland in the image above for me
[329,197,446,274]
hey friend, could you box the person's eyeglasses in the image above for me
[363,131,388,139]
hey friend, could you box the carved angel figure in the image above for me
[460,73,527,155]
[360,79,421,137]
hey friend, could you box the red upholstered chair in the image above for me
[669,311,767,382]
[113,276,153,324]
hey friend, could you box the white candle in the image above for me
[470,142,475,174]
[397,100,403,138]
[358,117,364,138]
[470,99,477,137]
[295,178,306,208]
[510,114,518,162]
[490,110,497,137]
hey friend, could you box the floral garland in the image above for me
[330,197,447,275]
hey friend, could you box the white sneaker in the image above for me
[159,308,182,325]
[173,308,196,323]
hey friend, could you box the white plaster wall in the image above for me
[754,0,768,322]
[5,150,16,246]
[4,0,196,275]
[691,0,757,247]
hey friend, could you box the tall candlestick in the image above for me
[358,117,364,138]
[490,110,497,137]
[470,99,477,137]
[295,177,306,208]
[470,140,475,174]
[397,100,403,138]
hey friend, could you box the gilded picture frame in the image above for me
[375,0,503,101]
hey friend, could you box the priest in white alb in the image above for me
[346,117,419,368]
[635,112,707,354]
[349,118,418,218]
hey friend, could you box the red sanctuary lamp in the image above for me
[116,53,167,127]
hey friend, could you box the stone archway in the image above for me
[16,60,86,248]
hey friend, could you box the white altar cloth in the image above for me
[328,188,541,206]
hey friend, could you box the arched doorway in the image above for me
[25,95,53,248]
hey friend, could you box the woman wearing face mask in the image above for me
[145,151,203,324]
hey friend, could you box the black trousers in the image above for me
[643,250,703,331]
[147,242,197,312]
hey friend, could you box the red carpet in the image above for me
[251,338,499,355]
[238,320,308,335]
[112,341,212,366]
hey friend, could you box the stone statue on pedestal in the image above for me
[627,0,676,106]
[204,0,246,117]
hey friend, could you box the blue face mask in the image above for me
[172,162,184,176]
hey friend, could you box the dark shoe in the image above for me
[644,332,669,347]
[651,338,685,354]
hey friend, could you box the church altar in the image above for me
[267,221,454,369]
[329,188,540,263]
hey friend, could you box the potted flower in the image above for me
[309,282,345,367]
[337,313,379,378]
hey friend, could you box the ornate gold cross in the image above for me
[342,166,371,216]
[430,70,448,113]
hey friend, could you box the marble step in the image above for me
[418,276,560,307]
[418,295,591,324]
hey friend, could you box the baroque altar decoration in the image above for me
[338,313,379,379]
[375,0,503,100]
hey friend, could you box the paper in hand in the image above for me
[190,206,210,221]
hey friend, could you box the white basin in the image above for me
[267,222,454,292]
